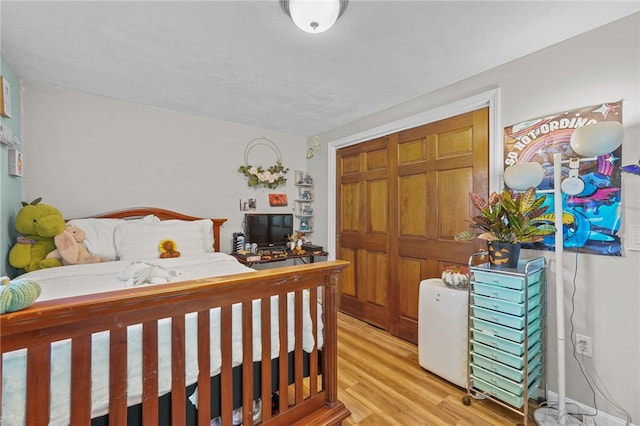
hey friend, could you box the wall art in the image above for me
[269,194,288,206]
[8,149,23,176]
[0,76,11,118]
[504,101,623,256]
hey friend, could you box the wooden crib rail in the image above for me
[1,261,351,426]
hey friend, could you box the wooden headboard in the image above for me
[85,207,227,252]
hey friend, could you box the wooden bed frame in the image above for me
[1,208,351,426]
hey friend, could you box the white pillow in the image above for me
[114,219,215,261]
[67,215,158,261]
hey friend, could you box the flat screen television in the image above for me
[244,213,293,248]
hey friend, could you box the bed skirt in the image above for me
[91,351,320,425]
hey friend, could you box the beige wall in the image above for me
[19,11,639,422]
[314,13,640,423]
[21,83,306,254]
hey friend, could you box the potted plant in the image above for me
[455,187,555,268]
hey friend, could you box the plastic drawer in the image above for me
[470,305,523,329]
[471,329,541,356]
[472,294,540,316]
[471,305,524,329]
[471,364,541,396]
[471,305,542,330]
[471,351,541,382]
[470,317,539,343]
[528,293,541,311]
[471,376,541,408]
[528,305,541,323]
[472,281,541,303]
[471,340,541,369]
[471,269,542,290]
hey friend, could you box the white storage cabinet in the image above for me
[418,278,468,388]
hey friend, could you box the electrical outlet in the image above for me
[628,225,640,251]
[576,334,593,357]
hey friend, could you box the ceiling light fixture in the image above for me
[280,0,348,34]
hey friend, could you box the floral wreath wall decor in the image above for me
[238,137,289,189]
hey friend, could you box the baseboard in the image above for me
[544,391,636,426]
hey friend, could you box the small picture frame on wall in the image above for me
[239,198,257,211]
[8,149,23,176]
[269,193,288,206]
[0,76,12,118]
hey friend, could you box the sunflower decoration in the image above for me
[159,239,181,258]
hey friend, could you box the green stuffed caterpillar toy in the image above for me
[9,198,66,272]
[0,276,41,314]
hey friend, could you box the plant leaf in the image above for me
[454,230,478,241]
[488,192,500,206]
[470,193,486,211]
[528,205,549,219]
[499,189,517,212]
[519,187,537,212]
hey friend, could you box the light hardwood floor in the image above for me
[336,312,536,425]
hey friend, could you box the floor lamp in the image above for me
[503,121,624,426]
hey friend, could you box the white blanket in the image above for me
[1,253,323,425]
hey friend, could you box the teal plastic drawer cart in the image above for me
[463,253,547,425]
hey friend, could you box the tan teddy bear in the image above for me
[46,225,105,265]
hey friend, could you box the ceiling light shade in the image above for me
[281,0,348,34]
[503,161,545,190]
[570,121,624,157]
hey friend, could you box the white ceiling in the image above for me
[1,1,638,137]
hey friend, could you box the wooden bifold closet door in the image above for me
[336,108,489,343]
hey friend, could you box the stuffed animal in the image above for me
[159,239,181,258]
[46,225,105,265]
[9,198,66,272]
[0,276,41,314]
[117,262,186,287]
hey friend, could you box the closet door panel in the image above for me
[340,248,357,298]
[397,257,423,321]
[340,153,360,175]
[398,174,427,237]
[396,256,439,338]
[365,251,388,308]
[340,182,362,232]
[398,137,427,164]
[437,168,473,239]
[337,137,390,329]
[436,127,473,158]
[367,180,388,234]
[338,247,388,329]
[365,148,388,171]
[397,239,470,260]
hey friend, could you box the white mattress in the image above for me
[1,253,323,425]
